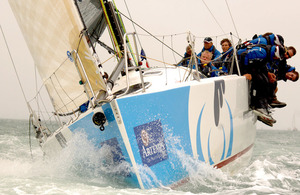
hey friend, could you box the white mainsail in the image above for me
[9,0,107,114]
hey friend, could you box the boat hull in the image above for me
[42,74,256,189]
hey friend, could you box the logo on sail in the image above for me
[134,119,168,167]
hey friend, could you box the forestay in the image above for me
[9,0,107,114]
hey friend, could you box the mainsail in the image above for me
[9,0,107,114]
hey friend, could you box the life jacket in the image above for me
[236,40,254,50]
[238,44,273,66]
[237,33,282,50]
[258,34,275,45]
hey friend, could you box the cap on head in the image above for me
[204,37,213,43]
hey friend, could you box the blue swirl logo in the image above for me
[196,80,233,164]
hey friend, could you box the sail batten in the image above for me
[9,0,107,113]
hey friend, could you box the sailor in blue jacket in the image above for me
[237,45,283,70]
[237,45,285,126]
[250,33,284,46]
[197,37,221,60]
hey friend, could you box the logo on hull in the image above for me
[197,80,233,164]
[134,119,168,167]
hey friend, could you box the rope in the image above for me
[28,114,33,160]
[136,32,187,38]
[113,0,138,65]
[0,26,28,104]
[101,52,119,64]
[36,94,55,130]
[123,0,142,47]
[49,76,70,115]
[118,11,183,58]
[201,0,225,34]
[225,0,240,39]
[129,51,176,67]
[171,35,178,64]
[53,73,77,108]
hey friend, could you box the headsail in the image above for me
[9,0,107,114]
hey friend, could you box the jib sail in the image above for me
[9,0,107,114]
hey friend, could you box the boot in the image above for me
[270,98,287,108]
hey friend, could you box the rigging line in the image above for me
[122,0,142,47]
[201,0,225,34]
[54,92,86,114]
[195,32,231,39]
[135,32,187,38]
[53,73,77,108]
[113,0,138,66]
[162,36,168,85]
[36,93,53,128]
[34,65,41,118]
[26,57,69,100]
[225,0,240,38]
[162,36,166,67]
[0,25,28,104]
[33,55,94,104]
[28,114,33,160]
[118,11,183,58]
[128,51,176,66]
[171,35,178,64]
[231,33,240,39]
[49,76,71,115]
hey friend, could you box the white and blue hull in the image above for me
[42,68,256,189]
[8,0,257,190]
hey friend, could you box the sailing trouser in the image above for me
[250,72,270,109]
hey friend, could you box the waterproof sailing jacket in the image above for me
[250,34,277,46]
[197,45,221,60]
[239,33,284,50]
[237,45,277,66]
[237,45,280,75]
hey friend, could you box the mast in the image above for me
[97,0,138,91]
[99,0,125,59]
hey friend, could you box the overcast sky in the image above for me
[1,0,300,130]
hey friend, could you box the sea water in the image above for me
[0,118,299,195]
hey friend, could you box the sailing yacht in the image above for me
[9,0,256,189]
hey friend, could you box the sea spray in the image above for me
[1,119,300,194]
[162,129,229,193]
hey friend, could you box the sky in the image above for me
[1,0,300,130]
